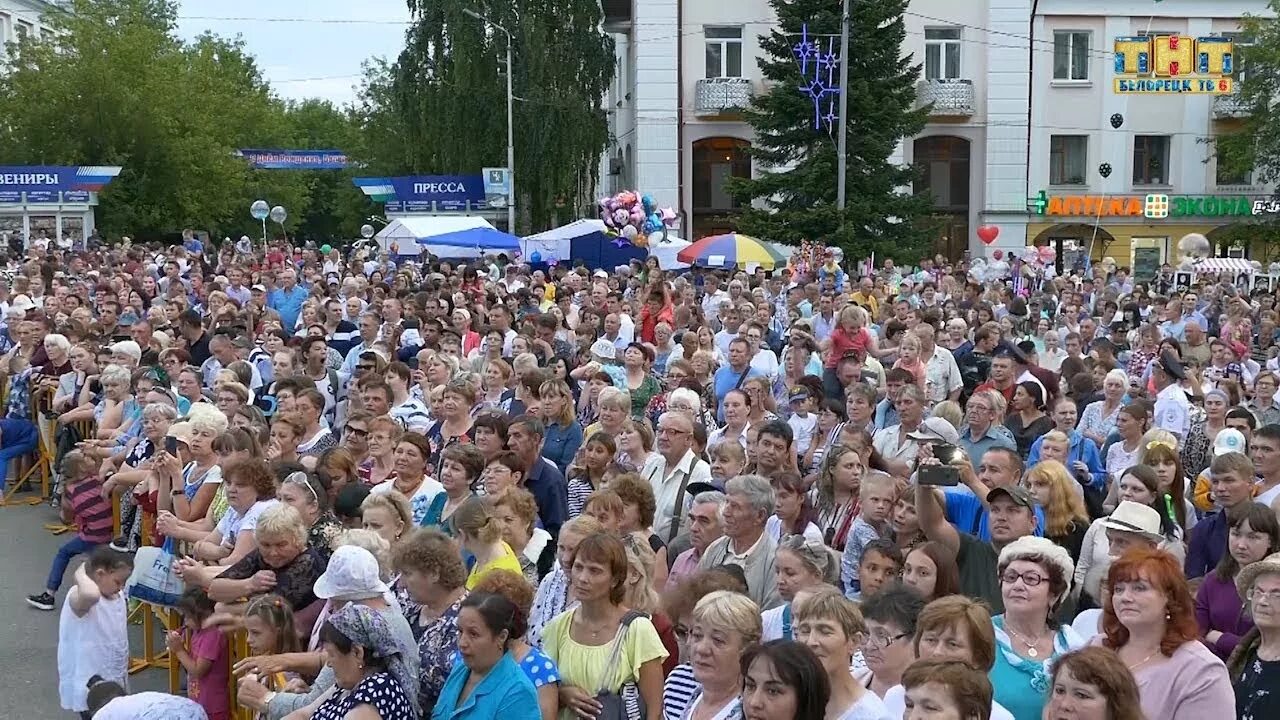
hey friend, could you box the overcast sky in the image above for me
[174,0,411,106]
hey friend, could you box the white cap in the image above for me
[10,294,34,313]
[1214,428,1247,456]
[592,269,609,279]
[1101,501,1164,542]
[590,338,616,360]
[313,546,390,601]
[906,416,961,444]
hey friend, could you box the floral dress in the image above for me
[409,593,466,716]
[1235,650,1280,720]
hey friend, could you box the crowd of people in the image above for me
[4,233,1280,720]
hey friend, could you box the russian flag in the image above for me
[72,166,122,191]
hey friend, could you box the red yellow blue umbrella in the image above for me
[676,233,788,270]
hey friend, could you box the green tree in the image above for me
[727,0,935,261]
[355,0,614,232]
[0,0,343,240]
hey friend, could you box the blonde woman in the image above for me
[539,380,583,475]
[621,534,679,676]
[665,591,761,720]
[454,497,523,589]
[584,386,629,440]
[1023,460,1090,563]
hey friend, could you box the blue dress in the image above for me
[989,615,1085,720]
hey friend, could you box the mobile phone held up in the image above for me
[166,436,180,455]
[919,441,960,486]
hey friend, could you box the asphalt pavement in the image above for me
[0,502,169,719]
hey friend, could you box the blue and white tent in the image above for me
[522,219,690,270]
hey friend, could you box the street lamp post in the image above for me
[836,0,850,211]
[463,8,516,233]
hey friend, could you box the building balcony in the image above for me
[917,79,974,117]
[694,77,754,117]
[1214,89,1251,119]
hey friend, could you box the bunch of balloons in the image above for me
[598,191,678,249]
[969,245,1058,286]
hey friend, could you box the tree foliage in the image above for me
[0,0,369,241]
[727,0,936,261]
[355,0,614,232]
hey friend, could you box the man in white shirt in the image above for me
[1152,350,1191,442]
[913,324,963,403]
[643,411,715,541]
[744,322,779,380]
[714,303,744,359]
[700,276,729,320]
[1252,425,1280,508]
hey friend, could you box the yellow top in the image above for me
[466,541,525,589]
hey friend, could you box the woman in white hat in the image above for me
[1229,551,1280,720]
[989,535,1086,720]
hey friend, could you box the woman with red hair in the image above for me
[1095,547,1234,719]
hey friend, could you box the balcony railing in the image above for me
[694,77,754,116]
[1214,89,1251,119]
[917,79,974,117]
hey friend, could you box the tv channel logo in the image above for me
[1114,35,1233,95]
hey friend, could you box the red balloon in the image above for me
[977,225,1000,244]
[993,250,1004,260]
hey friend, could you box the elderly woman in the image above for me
[431,590,542,720]
[615,418,656,472]
[1183,387,1231,479]
[492,488,553,585]
[1079,369,1128,448]
[989,536,1085,719]
[287,604,417,720]
[697,474,780,610]
[187,459,279,568]
[276,469,343,559]
[422,445,483,536]
[101,401,179,550]
[543,532,668,720]
[793,586,892,719]
[1096,547,1234,720]
[156,403,228,525]
[392,528,470,716]
[372,433,443,526]
[527,515,603,648]
[189,504,325,614]
[52,342,98,414]
[669,590,761,720]
[93,363,141,440]
[360,416,403,487]
[1229,552,1280,719]
[584,386,629,440]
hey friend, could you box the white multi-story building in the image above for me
[0,0,63,59]
[603,0,1270,267]
[1027,0,1273,274]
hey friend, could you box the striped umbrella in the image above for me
[676,233,788,270]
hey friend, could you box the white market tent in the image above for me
[376,216,495,257]
[522,219,693,270]
[647,233,693,270]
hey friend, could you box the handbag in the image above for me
[125,536,185,606]
[594,610,648,720]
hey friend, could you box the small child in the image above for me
[786,389,817,457]
[57,547,134,717]
[28,451,114,611]
[892,335,928,391]
[169,588,230,720]
[582,490,625,534]
[242,593,302,699]
[840,472,898,599]
[857,538,904,598]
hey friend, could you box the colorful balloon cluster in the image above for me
[598,191,677,249]
[969,245,1057,286]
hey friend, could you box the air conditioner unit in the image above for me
[609,158,624,175]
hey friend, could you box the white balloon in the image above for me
[250,200,269,221]
[269,205,287,224]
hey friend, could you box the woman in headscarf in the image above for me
[308,603,418,720]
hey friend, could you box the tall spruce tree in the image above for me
[728,0,935,261]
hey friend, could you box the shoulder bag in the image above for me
[595,610,650,720]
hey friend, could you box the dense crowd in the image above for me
[4,233,1280,720]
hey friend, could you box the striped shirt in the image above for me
[67,476,114,543]
[391,398,432,434]
[662,663,700,720]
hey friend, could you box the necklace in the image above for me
[1126,650,1159,671]
[575,610,616,639]
[1004,622,1048,658]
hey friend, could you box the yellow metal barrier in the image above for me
[2,385,53,507]
[129,602,175,675]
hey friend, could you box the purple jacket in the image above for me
[1194,572,1252,660]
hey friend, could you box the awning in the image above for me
[1195,257,1254,274]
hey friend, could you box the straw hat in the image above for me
[1237,552,1280,598]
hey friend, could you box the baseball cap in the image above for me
[906,417,961,444]
[313,546,389,601]
[359,347,389,363]
[592,269,609,279]
[986,484,1035,508]
[788,388,811,404]
[1214,428,1247,456]
[251,284,267,293]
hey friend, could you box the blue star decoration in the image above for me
[612,237,630,248]
[793,23,842,130]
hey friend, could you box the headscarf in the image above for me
[327,604,418,719]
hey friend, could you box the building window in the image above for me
[924,28,962,81]
[705,27,743,78]
[1215,155,1252,187]
[1053,31,1090,80]
[16,20,31,40]
[692,137,751,211]
[1049,135,1087,185]
[1218,32,1253,81]
[0,13,9,46]
[1133,135,1170,185]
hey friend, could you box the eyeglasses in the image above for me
[346,427,369,438]
[864,631,909,648]
[657,427,689,436]
[1000,569,1048,587]
[283,471,318,502]
[1249,587,1280,604]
